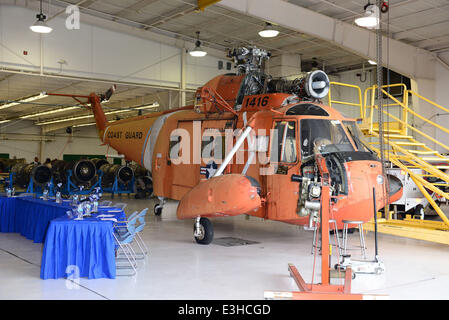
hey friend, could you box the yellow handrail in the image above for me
[371,103,449,153]
[328,82,363,119]
[364,83,408,135]
[381,88,449,138]
[408,90,449,115]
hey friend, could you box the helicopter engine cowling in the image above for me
[267,70,330,100]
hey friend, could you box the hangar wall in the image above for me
[0,4,229,89]
[0,122,116,163]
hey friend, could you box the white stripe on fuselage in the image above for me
[142,111,183,174]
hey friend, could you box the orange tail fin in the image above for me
[88,93,108,141]
[87,85,115,140]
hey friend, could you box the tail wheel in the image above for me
[154,204,162,216]
[194,217,214,245]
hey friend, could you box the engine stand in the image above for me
[264,155,388,300]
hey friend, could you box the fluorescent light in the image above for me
[355,4,379,29]
[258,23,279,38]
[20,106,79,119]
[37,114,94,125]
[36,103,159,126]
[134,102,159,110]
[0,92,48,111]
[73,120,117,128]
[73,123,96,128]
[368,59,377,65]
[0,120,10,124]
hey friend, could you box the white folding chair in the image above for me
[113,202,127,210]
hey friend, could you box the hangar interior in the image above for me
[1,0,449,300]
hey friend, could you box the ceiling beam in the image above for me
[142,4,197,30]
[112,0,161,19]
[218,0,437,79]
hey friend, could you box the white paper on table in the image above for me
[100,218,117,222]
[107,210,122,213]
[96,214,115,218]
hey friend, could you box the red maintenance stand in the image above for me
[265,154,383,300]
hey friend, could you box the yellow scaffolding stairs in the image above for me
[329,82,449,245]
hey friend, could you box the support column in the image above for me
[267,53,301,79]
[180,47,187,108]
[39,127,45,162]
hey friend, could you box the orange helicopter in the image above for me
[51,46,403,245]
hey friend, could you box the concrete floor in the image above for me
[0,195,449,300]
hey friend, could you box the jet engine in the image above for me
[0,158,26,173]
[91,158,109,171]
[230,46,330,105]
[130,163,153,199]
[10,163,52,188]
[51,159,97,187]
[99,163,134,187]
[267,70,330,100]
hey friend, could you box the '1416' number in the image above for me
[245,96,269,108]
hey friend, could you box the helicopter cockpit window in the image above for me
[300,119,354,158]
[343,121,370,153]
[286,104,329,116]
[271,121,297,163]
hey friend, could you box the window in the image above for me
[270,121,297,163]
[300,119,354,159]
[286,103,329,116]
[343,121,370,152]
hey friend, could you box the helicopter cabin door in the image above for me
[168,120,200,200]
[265,119,302,222]
[168,119,230,200]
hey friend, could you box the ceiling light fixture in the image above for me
[355,3,379,29]
[189,31,207,57]
[30,0,53,34]
[72,122,97,128]
[20,106,80,119]
[36,103,159,126]
[368,59,377,65]
[258,22,279,38]
[0,92,48,111]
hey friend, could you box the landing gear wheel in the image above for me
[352,272,356,280]
[154,204,162,216]
[414,205,424,219]
[193,217,214,245]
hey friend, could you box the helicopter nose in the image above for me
[386,173,403,203]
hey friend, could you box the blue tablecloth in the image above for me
[14,197,71,243]
[0,196,70,241]
[0,196,17,232]
[40,208,126,280]
[0,196,126,280]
